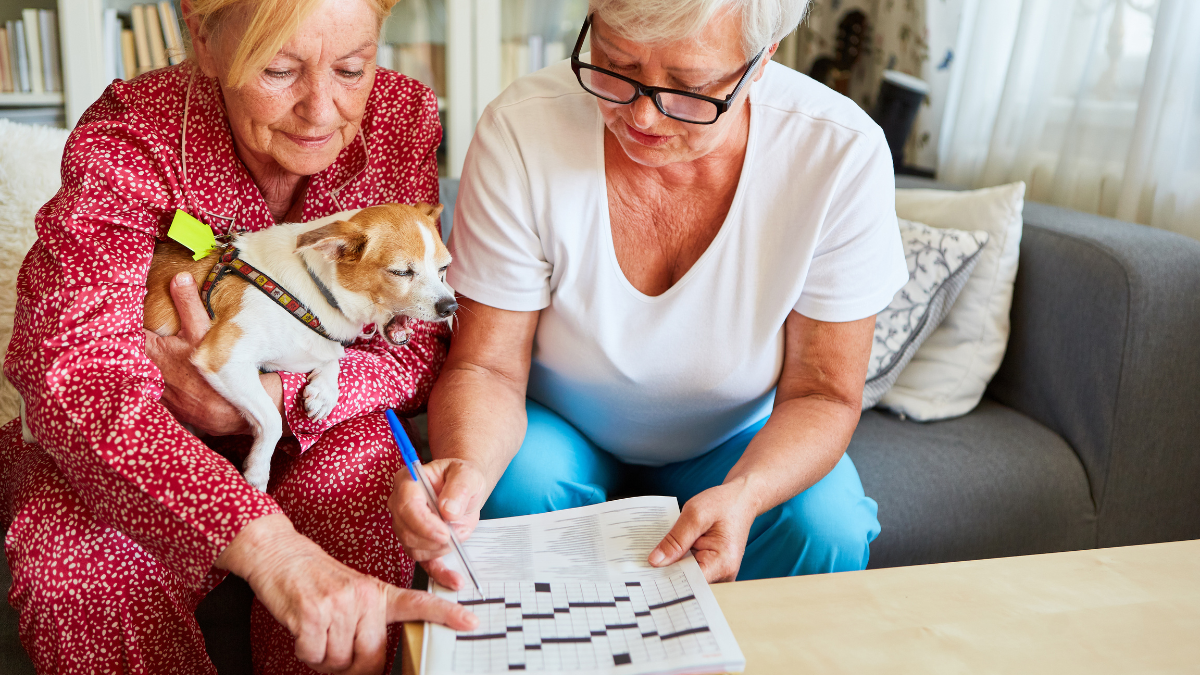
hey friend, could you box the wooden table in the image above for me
[401,540,1200,674]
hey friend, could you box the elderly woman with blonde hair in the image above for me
[0,0,478,672]
[392,0,908,586]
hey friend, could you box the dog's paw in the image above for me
[304,368,339,421]
[243,462,270,492]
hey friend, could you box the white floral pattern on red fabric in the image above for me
[0,62,445,673]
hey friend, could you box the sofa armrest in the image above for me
[985,201,1200,547]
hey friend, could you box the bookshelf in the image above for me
[2,0,587,177]
[0,91,60,105]
[0,0,63,123]
[0,0,110,127]
[429,0,585,177]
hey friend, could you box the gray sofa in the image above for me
[857,175,1200,567]
[2,176,1199,673]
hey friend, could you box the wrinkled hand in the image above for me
[389,458,488,590]
[143,272,280,436]
[648,482,759,583]
[220,514,478,674]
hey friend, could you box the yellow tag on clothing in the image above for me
[168,210,218,260]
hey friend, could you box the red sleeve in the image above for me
[277,85,449,450]
[3,105,282,587]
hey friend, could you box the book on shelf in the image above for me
[10,19,29,94]
[103,9,121,83]
[0,27,11,93]
[121,29,136,81]
[21,10,43,93]
[130,5,153,76]
[0,10,64,97]
[144,4,168,69]
[39,10,61,92]
[111,4,186,81]
[158,2,184,66]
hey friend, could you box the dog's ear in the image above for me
[296,221,367,263]
[416,202,445,221]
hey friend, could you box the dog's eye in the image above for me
[438,265,448,274]
[389,269,414,278]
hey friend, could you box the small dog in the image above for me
[20,203,456,491]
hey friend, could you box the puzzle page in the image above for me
[422,497,744,675]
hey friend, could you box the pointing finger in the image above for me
[385,586,479,631]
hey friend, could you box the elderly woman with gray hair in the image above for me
[393,0,908,583]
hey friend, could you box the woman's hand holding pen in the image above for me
[389,458,488,589]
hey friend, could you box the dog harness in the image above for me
[200,245,348,344]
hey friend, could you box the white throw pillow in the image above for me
[0,119,70,425]
[863,219,989,410]
[878,182,1025,421]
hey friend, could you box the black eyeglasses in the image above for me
[570,14,765,125]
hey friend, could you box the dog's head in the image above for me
[295,203,456,345]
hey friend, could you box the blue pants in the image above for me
[482,400,881,580]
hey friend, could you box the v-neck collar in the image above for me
[597,79,760,304]
[178,64,371,235]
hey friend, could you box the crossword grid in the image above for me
[451,575,719,672]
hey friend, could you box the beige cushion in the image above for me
[878,182,1026,421]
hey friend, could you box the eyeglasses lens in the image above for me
[580,69,636,103]
[656,93,719,123]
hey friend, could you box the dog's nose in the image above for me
[435,297,458,319]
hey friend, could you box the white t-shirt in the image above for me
[447,59,908,466]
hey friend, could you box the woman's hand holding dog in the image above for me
[389,457,489,590]
[144,272,286,436]
[219,513,478,674]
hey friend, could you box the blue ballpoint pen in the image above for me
[385,409,484,595]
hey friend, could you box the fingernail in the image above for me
[464,611,479,629]
[175,272,193,286]
[649,549,665,566]
[443,499,462,516]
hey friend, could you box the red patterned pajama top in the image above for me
[2,63,448,587]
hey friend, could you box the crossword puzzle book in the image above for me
[422,496,746,675]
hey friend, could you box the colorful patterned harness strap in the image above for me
[201,245,347,344]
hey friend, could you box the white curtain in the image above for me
[938,0,1200,240]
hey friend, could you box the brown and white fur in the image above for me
[18,203,456,491]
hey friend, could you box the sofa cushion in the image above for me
[863,218,988,409]
[849,400,1097,569]
[882,183,1026,421]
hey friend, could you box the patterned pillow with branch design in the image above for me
[862,219,989,410]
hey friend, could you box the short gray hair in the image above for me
[589,0,810,60]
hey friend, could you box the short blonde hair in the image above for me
[185,0,398,88]
[590,0,809,60]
